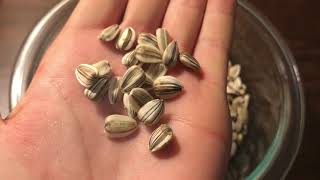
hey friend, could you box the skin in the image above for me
[0,0,235,179]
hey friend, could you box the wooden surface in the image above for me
[0,0,319,179]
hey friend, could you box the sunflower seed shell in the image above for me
[75,64,98,88]
[156,28,169,54]
[120,65,146,93]
[108,76,122,104]
[84,76,109,100]
[163,41,179,67]
[138,33,158,49]
[135,44,162,64]
[179,52,201,71]
[104,115,138,138]
[142,63,167,80]
[149,124,173,152]
[116,27,136,51]
[137,99,164,126]
[153,76,183,99]
[92,60,112,78]
[99,24,120,42]
[122,50,139,67]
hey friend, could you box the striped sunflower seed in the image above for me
[141,76,154,91]
[75,64,98,88]
[120,65,146,93]
[137,99,164,126]
[156,28,169,54]
[129,88,154,107]
[98,24,120,42]
[138,33,158,49]
[104,115,138,138]
[149,124,173,152]
[179,52,201,71]
[153,76,183,99]
[163,41,179,67]
[84,76,109,100]
[108,76,122,104]
[92,60,112,78]
[123,93,138,118]
[122,50,139,68]
[116,27,136,51]
[135,44,162,64]
[142,63,167,80]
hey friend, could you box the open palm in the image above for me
[0,0,235,179]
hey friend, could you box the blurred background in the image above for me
[0,0,319,179]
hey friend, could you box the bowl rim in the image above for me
[10,0,305,179]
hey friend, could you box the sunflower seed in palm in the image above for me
[116,27,136,51]
[179,52,201,71]
[98,24,120,42]
[122,50,139,67]
[120,65,146,93]
[84,76,109,100]
[123,93,138,118]
[163,41,179,67]
[142,63,167,80]
[104,115,138,138]
[108,76,122,104]
[130,88,153,107]
[149,124,173,152]
[75,64,98,88]
[138,33,158,49]
[92,60,112,78]
[141,76,154,90]
[135,44,162,64]
[153,76,183,99]
[138,99,164,126]
[156,28,169,54]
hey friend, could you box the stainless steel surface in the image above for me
[10,0,77,109]
[0,0,60,116]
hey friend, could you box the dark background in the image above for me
[0,0,319,179]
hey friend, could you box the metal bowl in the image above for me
[10,0,304,179]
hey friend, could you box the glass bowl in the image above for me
[10,0,304,179]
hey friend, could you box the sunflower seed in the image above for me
[142,63,167,80]
[137,99,164,126]
[228,64,241,80]
[135,44,162,64]
[104,115,138,138]
[123,93,138,118]
[130,88,154,107]
[75,64,98,88]
[120,65,146,93]
[0,112,8,121]
[153,76,183,99]
[138,33,158,49]
[84,76,109,100]
[122,50,139,67]
[156,28,169,54]
[179,52,201,71]
[108,76,122,104]
[98,24,120,42]
[163,41,179,67]
[149,124,173,152]
[116,27,136,51]
[92,60,112,78]
[141,76,154,90]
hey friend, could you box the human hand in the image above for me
[0,0,235,179]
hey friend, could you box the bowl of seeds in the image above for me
[10,0,304,179]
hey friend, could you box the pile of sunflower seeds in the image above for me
[75,25,200,153]
[227,62,250,158]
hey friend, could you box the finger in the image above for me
[121,0,170,32]
[194,0,236,87]
[162,0,207,52]
[67,0,128,28]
